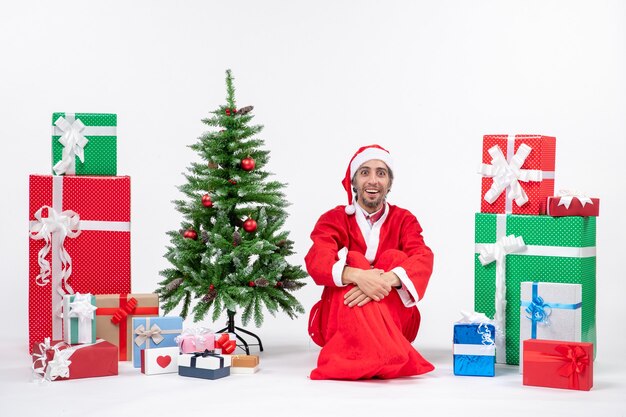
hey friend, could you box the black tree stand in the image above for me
[216,310,264,355]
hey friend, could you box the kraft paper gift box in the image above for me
[63,293,97,344]
[179,352,230,380]
[474,213,596,365]
[478,134,556,215]
[132,316,183,368]
[523,339,593,391]
[141,346,179,375]
[28,175,131,351]
[453,323,496,377]
[544,192,600,217]
[519,282,582,371]
[32,338,118,381]
[228,354,260,374]
[51,112,117,176]
[95,293,159,361]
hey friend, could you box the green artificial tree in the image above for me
[157,70,307,341]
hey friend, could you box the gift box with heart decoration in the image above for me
[140,346,179,375]
[51,112,117,176]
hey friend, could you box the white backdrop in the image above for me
[1,0,624,385]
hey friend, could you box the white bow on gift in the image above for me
[477,234,526,361]
[557,190,594,209]
[53,116,89,175]
[134,324,165,346]
[29,206,81,290]
[32,338,71,382]
[478,144,543,208]
[68,293,97,323]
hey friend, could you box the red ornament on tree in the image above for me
[248,281,256,287]
[183,229,198,240]
[243,218,257,233]
[240,156,256,172]
[201,194,213,208]
[209,284,214,290]
[275,281,283,288]
[228,179,237,185]
[225,108,237,116]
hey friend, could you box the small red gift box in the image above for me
[544,193,600,217]
[523,339,593,391]
[28,175,131,351]
[478,134,556,215]
[32,338,118,381]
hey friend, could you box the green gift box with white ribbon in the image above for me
[474,213,596,365]
[51,112,117,175]
[63,293,97,345]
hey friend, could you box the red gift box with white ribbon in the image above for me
[478,134,556,215]
[28,175,131,351]
[544,191,600,217]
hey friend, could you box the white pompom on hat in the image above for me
[341,144,394,215]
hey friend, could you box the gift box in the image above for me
[141,346,179,375]
[214,333,237,354]
[52,112,117,176]
[229,354,260,374]
[95,294,159,361]
[28,175,131,351]
[179,352,230,380]
[453,323,495,377]
[175,328,215,353]
[32,338,118,381]
[544,192,600,217]
[523,339,593,391]
[519,282,582,370]
[478,134,556,215]
[132,316,183,368]
[63,293,97,344]
[474,213,596,365]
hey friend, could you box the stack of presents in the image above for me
[29,112,259,382]
[453,134,598,391]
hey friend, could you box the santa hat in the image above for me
[341,144,394,215]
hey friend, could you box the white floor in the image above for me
[2,334,625,417]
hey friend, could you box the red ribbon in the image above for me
[526,343,589,390]
[215,333,236,354]
[96,294,158,361]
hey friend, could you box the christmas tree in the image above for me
[157,69,307,327]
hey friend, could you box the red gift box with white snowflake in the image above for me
[544,191,600,217]
[478,134,556,215]
[28,175,131,351]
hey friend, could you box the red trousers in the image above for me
[308,249,434,380]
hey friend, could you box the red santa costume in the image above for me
[306,145,434,380]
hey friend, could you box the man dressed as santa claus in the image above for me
[306,144,435,380]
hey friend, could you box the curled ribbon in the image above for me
[29,206,81,290]
[524,295,552,325]
[478,234,526,359]
[134,324,165,346]
[557,190,594,209]
[32,338,71,382]
[477,323,495,346]
[53,116,89,175]
[478,144,543,208]
[111,297,138,324]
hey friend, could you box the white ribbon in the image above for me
[478,143,543,211]
[52,115,89,175]
[67,293,97,344]
[29,205,81,290]
[477,234,526,362]
[453,344,496,356]
[557,189,594,209]
[32,338,104,382]
[175,327,214,352]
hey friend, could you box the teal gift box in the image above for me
[51,112,117,175]
[63,293,97,345]
[474,213,596,365]
[132,316,183,368]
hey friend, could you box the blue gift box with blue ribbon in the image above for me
[519,281,582,369]
[453,323,496,377]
